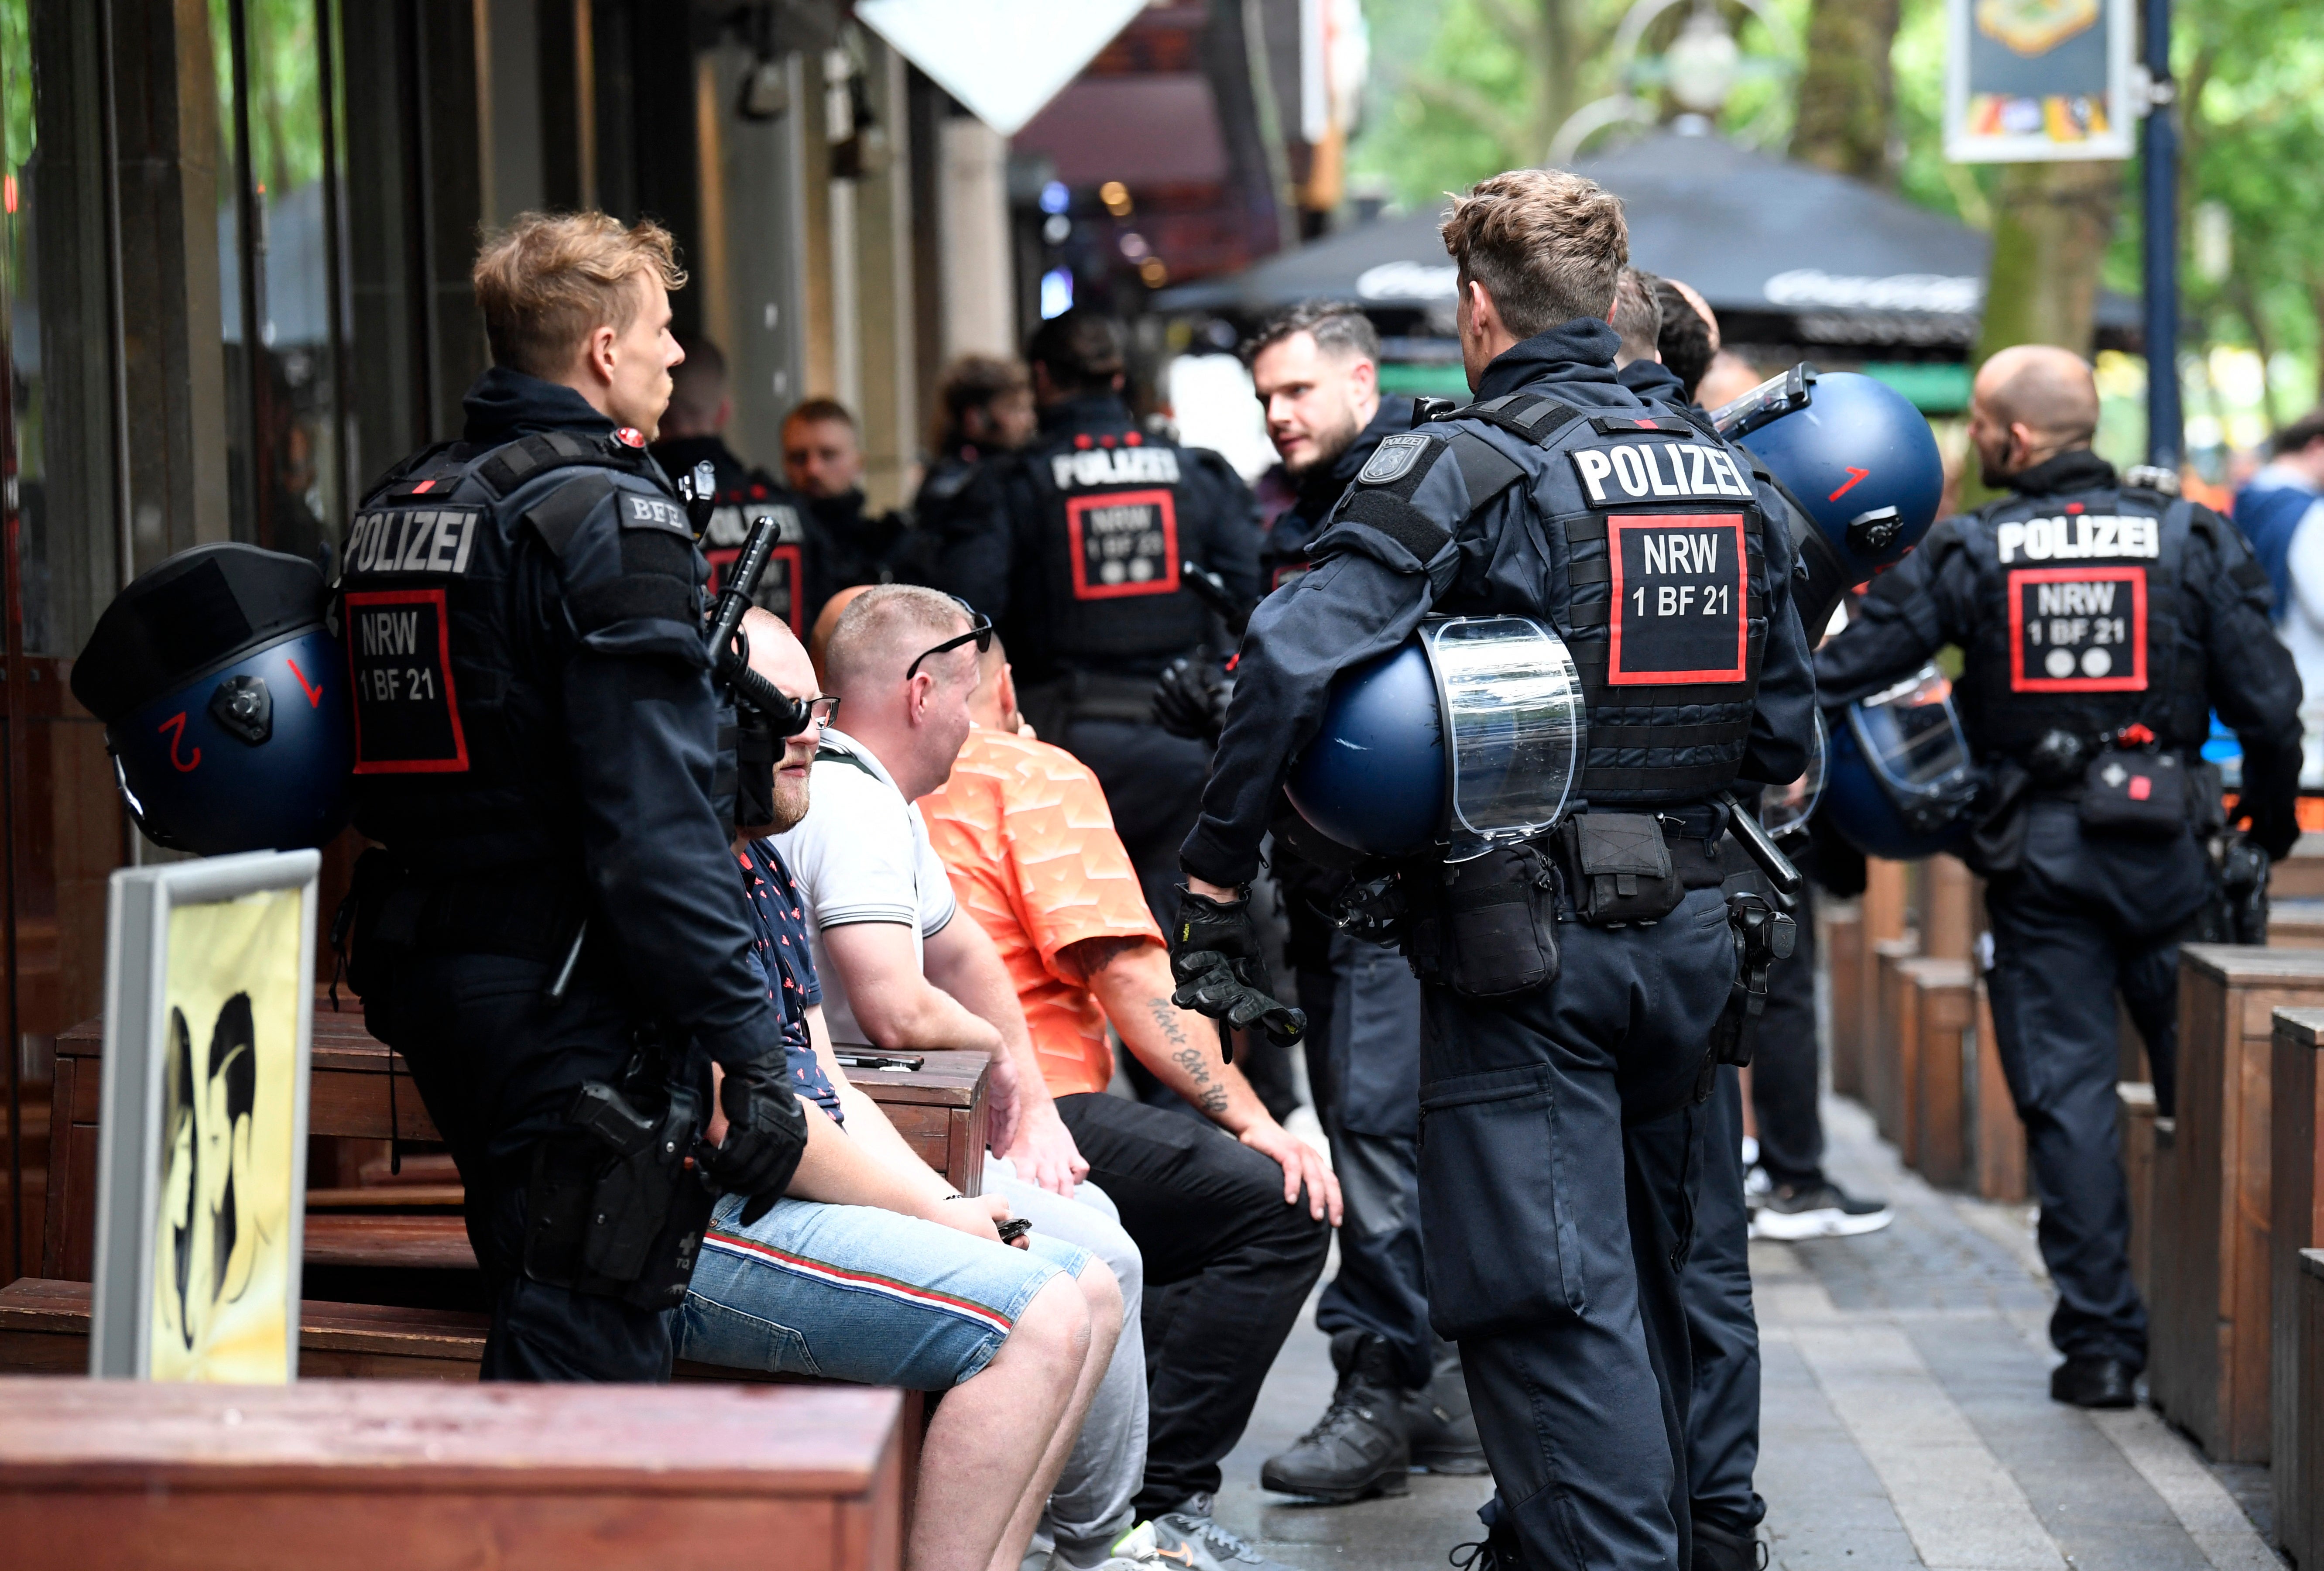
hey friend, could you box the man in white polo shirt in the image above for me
[771,588,1149,1570]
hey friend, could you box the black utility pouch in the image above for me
[1558,813,1686,926]
[1436,841,1562,999]
[2079,748,2190,837]
[1962,759,2033,878]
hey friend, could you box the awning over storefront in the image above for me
[1157,128,2138,357]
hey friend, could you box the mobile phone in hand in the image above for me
[996,1217,1032,1245]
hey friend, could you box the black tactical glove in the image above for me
[1152,656,1231,744]
[1168,884,1307,1049]
[698,1057,810,1226]
[2235,734,2303,861]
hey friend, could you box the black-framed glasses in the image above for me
[905,597,995,681]
[794,695,841,730]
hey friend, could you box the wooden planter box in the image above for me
[1825,901,1865,1098]
[2119,1083,2159,1302]
[1903,958,1974,1187]
[2149,946,2324,1463]
[1971,981,2027,1203]
[2285,1251,2324,1571]
[2273,1008,2324,1550]
[1850,860,1911,1108]
[0,1377,906,1571]
[1869,937,1923,1149]
[2268,835,2324,900]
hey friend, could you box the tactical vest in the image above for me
[336,428,698,872]
[1023,428,1213,666]
[1344,391,1772,806]
[1947,484,2211,757]
[698,484,808,636]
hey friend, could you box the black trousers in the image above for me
[1303,928,1433,1390]
[1426,890,1732,1571]
[1685,1068,1764,1537]
[1981,800,2207,1368]
[383,949,675,1383]
[1747,882,1824,1189]
[1056,1091,1332,1517]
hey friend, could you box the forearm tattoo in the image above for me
[1150,996,1229,1113]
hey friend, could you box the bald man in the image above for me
[1817,343,2303,1410]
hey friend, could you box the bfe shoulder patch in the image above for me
[619,491,692,537]
[1357,433,1436,487]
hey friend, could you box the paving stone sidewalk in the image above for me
[1197,1095,2283,1571]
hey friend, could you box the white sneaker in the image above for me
[1748,1181,1894,1240]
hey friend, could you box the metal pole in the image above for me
[2142,0,2181,470]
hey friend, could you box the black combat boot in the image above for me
[1259,1331,1411,1502]
[2049,1354,2137,1408]
[1405,1342,1488,1474]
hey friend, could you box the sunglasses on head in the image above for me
[905,597,995,681]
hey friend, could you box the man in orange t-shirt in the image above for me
[922,637,1339,1532]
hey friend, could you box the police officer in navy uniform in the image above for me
[1817,343,2303,1409]
[1169,171,1817,1571]
[937,309,1261,927]
[912,354,1039,546]
[342,213,808,1382]
[1607,268,1768,1571]
[648,336,815,640]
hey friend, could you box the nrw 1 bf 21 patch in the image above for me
[2008,566,2147,691]
[1067,489,1181,599]
[1606,514,1749,686]
[344,588,469,774]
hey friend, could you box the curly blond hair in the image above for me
[472,211,688,377]
[1439,170,1628,339]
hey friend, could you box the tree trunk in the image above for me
[1792,0,1902,183]
[1974,159,2123,362]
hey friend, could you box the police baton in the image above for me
[1717,791,1805,911]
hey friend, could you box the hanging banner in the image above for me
[1945,0,2135,162]
[89,851,319,1382]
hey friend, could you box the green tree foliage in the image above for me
[1348,0,1803,207]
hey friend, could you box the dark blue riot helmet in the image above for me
[1820,663,1980,861]
[1285,617,1585,860]
[1714,366,1944,638]
[72,544,351,855]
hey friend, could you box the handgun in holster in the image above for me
[1698,891,1796,1101]
[569,1076,704,1287]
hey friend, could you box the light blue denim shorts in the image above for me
[678,1192,1095,1389]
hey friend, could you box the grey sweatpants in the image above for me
[987,1154,1150,1561]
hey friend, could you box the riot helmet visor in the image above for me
[1762,708,1827,836]
[1423,616,1586,853]
[1845,662,1978,832]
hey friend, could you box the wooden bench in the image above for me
[0,1276,926,1396]
[2273,1008,2324,1550]
[2149,946,2324,1463]
[2285,1250,2324,1571]
[41,1003,991,1282]
[0,1374,906,1571]
[1970,981,2026,1202]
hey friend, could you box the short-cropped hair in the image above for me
[824,584,973,697]
[2275,407,2324,457]
[1612,268,1662,364]
[1652,278,1717,400]
[937,355,1030,441]
[785,397,858,432]
[1244,300,1383,368]
[1439,169,1628,340]
[472,211,686,378]
[1026,310,1127,395]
